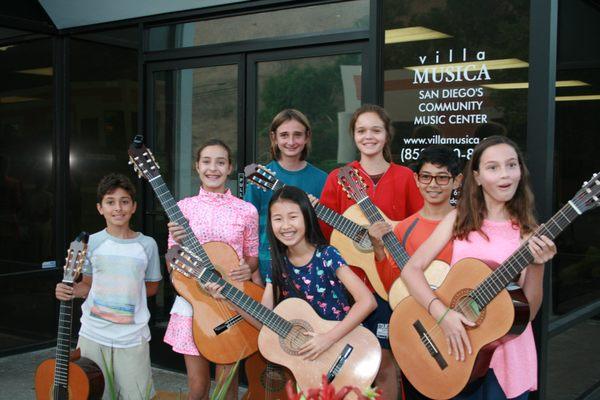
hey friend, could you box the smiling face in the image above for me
[97,187,136,228]
[269,199,307,249]
[415,162,459,206]
[474,143,522,206]
[353,112,388,158]
[271,119,310,161]
[195,144,233,193]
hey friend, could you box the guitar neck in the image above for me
[313,203,367,240]
[191,264,292,337]
[53,284,74,390]
[148,174,212,264]
[355,197,410,268]
[471,202,580,309]
[258,178,367,242]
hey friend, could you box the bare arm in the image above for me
[298,265,376,360]
[56,275,92,301]
[402,210,456,309]
[145,281,160,297]
[401,210,475,361]
[202,281,275,331]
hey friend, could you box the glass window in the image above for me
[0,39,54,270]
[383,0,530,165]
[147,0,369,51]
[0,38,55,352]
[255,53,362,172]
[552,0,600,315]
[68,33,139,240]
[149,63,240,327]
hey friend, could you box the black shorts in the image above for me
[362,293,392,349]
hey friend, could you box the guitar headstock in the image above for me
[128,135,161,181]
[338,165,368,204]
[63,232,88,284]
[572,172,600,214]
[244,163,280,192]
[165,245,201,280]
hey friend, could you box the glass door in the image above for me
[247,44,367,172]
[144,43,367,371]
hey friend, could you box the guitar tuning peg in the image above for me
[128,161,133,165]
[583,181,588,187]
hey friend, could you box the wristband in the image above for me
[427,297,440,314]
[436,307,450,325]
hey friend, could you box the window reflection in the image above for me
[147,0,369,51]
[256,54,363,172]
[383,0,530,163]
[69,34,139,240]
[0,39,54,269]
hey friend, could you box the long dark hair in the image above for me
[267,186,327,305]
[453,135,537,240]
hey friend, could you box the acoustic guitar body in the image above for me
[243,352,293,400]
[35,356,104,400]
[258,298,381,396]
[389,258,530,400]
[330,204,397,301]
[387,260,450,309]
[171,241,263,364]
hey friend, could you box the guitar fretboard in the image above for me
[355,196,410,268]
[149,174,214,269]
[470,202,580,309]
[53,283,74,390]
[180,251,293,338]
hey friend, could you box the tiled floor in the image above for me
[0,347,246,399]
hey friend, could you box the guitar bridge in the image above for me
[413,320,447,370]
[213,314,244,335]
[326,344,353,383]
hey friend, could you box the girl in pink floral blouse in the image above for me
[164,138,259,400]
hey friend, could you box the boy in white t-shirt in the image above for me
[56,173,162,399]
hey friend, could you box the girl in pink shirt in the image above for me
[401,135,557,400]
[164,139,259,400]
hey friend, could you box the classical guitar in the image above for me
[244,163,391,300]
[243,352,294,400]
[128,136,263,364]
[166,245,382,394]
[389,173,600,399]
[35,232,104,400]
[337,166,450,308]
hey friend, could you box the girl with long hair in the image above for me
[319,104,423,399]
[207,185,376,359]
[402,135,557,399]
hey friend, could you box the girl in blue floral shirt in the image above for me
[206,185,376,360]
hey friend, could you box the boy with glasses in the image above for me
[368,144,462,399]
[368,144,462,293]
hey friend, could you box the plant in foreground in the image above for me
[285,375,381,400]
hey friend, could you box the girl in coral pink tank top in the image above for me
[401,135,558,400]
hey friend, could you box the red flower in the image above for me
[285,375,381,399]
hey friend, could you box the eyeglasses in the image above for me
[417,173,453,185]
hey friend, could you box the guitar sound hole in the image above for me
[280,320,313,356]
[451,289,486,328]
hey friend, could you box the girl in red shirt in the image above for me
[319,104,423,399]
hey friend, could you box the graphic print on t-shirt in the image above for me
[89,254,143,324]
